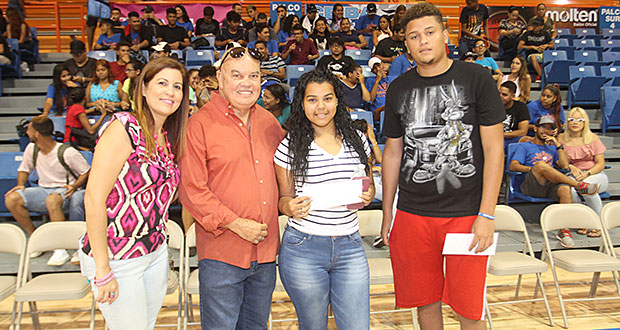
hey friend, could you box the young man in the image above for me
[215,11,248,48]
[500,81,529,147]
[141,5,164,26]
[109,41,130,82]
[271,5,287,33]
[339,63,371,110]
[156,7,190,50]
[195,6,220,37]
[281,24,319,65]
[121,11,153,51]
[373,24,405,63]
[256,40,286,83]
[246,4,258,30]
[357,3,380,36]
[63,40,97,85]
[509,116,599,247]
[94,19,121,50]
[458,0,489,56]
[518,16,553,80]
[110,7,125,27]
[365,57,391,113]
[316,37,356,77]
[222,3,247,29]
[5,116,90,266]
[247,23,279,56]
[473,39,502,81]
[301,4,319,35]
[381,3,504,329]
[248,13,278,42]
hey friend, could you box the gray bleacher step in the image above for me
[0,95,45,108]
[0,117,28,133]
[39,52,71,63]
[33,63,57,74]
[0,132,18,140]
[4,79,51,88]
[606,182,620,196]
[0,144,19,152]
[0,107,40,116]
[530,90,568,107]
[22,70,53,78]
[2,86,48,95]
[599,135,614,149]
[604,163,620,182]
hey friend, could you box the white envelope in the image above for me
[442,233,499,256]
[300,180,363,210]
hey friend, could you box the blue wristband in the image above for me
[478,212,495,220]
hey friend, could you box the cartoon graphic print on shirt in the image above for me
[503,114,513,132]
[401,80,475,194]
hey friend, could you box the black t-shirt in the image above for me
[121,27,154,48]
[460,5,489,40]
[317,55,356,76]
[503,100,530,133]
[63,57,97,78]
[157,25,189,46]
[339,80,363,109]
[519,30,551,55]
[333,31,361,44]
[374,38,404,58]
[195,18,220,36]
[216,27,248,43]
[382,61,505,217]
[310,34,329,50]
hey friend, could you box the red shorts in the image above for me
[389,210,489,320]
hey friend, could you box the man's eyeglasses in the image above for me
[567,118,586,123]
[220,47,262,66]
[125,68,135,73]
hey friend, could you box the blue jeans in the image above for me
[17,187,85,220]
[458,37,477,57]
[278,226,370,330]
[198,259,276,330]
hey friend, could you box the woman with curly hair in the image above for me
[274,69,374,329]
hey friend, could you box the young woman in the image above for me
[333,18,367,50]
[329,3,344,34]
[79,57,189,329]
[85,59,129,112]
[175,5,194,38]
[64,87,110,148]
[498,55,531,103]
[527,84,564,133]
[391,5,406,32]
[372,15,392,51]
[257,83,291,127]
[42,64,80,116]
[274,69,374,330]
[5,7,34,67]
[309,17,330,50]
[121,59,143,110]
[559,107,608,237]
[278,15,305,48]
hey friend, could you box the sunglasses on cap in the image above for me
[220,47,262,66]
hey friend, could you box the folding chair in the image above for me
[485,205,553,330]
[14,221,95,330]
[601,202,620,259]
[87,51,116,62]
[155,220,184,329]
[540,203,620,328]
[0,223,27,330]
[183,223,198,330]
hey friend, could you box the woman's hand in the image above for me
[94,268,119,304]
[570,165,587,181]
[360,185,375,206]
[284,196,312,219]
[120,100,130,111]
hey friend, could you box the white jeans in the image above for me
[570,172,609,216]
[79,243,169,330]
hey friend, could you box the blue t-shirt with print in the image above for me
[389,53,416,77]
[511,141,558,187]
[527,99,565,125]
[96,33,121,49]
[365,76,390,112]
[356,15,380,36]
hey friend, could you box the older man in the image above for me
[179,47,284,329]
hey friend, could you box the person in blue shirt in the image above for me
[509,115,599,247]
[278,15,304,48]
[473,39,502,81]
[248,23,279,56]
[364,57,390,113]
[389,47,416,77]
[356,3,380,37]
[527,84,565,134]
[94,19,121,50]
[175,5,194,38]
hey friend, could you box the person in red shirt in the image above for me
[64,87,111,146]
[281,24,319,65]
[109,41,130,83]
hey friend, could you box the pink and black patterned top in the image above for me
[81,112,180,260]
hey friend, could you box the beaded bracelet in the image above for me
[478,212,495,221]
[93,270,115,287]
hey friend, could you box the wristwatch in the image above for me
[556,145,564,150]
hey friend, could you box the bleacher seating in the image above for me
[87,50,116,62]
[191,36,215,49]
[285,65,314,86]
[556,28,573,36]
[602,28,620,39]
[557,34,578,43]
[574,50,599,64]
[568,66,607,108]
[603,52,620,64]
[0,152,24,215]
[575,28,598,37]
[572,39,597,49]
[603,66,620,86]
[185,50,215,67]
[602,39,620,49]
[601,86,620,133]
[554,39,569,48]
[171,49,183,60]
[345,49,372,65]
[542,50,575,86]
[505,143,554,205]
[361,65,375,78]
[350,111,373,128]
[318,49,331,58]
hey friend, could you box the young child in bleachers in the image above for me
[64,87,110,149]
[94,19,121,50]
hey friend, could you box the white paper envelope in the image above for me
[300,180,363,210]
[442,233,499,256]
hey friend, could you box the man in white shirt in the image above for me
[5,116,90,266]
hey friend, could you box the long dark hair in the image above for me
[282,14,299,34]
[133,57,189,159]
[265,83,289,110]
[331,3,344,23]
[542,84,563,128]
[6,8,27,39]
[52,64,71,116]
[127,59,143,103]
[312,17,330,37]
[175,5,190,23]
[287,69,369,184]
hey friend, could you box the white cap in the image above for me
[368,57,382,69]
[152,41,168,52]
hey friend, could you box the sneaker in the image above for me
[556,229,575,248]
[20,61,29,73]
[70,251,80,265]
[29,251,42,259]
[577,182,600,196]
[535,75,541,82]
[373,236,385,249]
[47,249,70,266]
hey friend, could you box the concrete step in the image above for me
[2,86,48,95]
[4,79,50,88]
[33,63,57,74]
[0,107,40,116]
[0,117,28,133]
[21,70,53,78]
[0,144,19,152]
[604,163,620,182]
[606,182,620,196]
[39,52,71,63]
[0,96,45,109]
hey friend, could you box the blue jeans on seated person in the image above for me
[278,226,370,330]
[17,187,85,220]
[198,259,276,330]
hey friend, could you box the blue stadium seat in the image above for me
[345,49,372,65]
[449,49,459,60]
[542,50,575,86]
[602,28,620,38]
[318,49,331,58]
[602,66,620,86]
[553,39,569,47]
[554,46,575,59]
[0,152,25,215]
[568,66,607,108]
[573,50,600,63]
[170,49,183,60]
[87,50,116,62]
[286,65,315,86]
[185,50,215,66]
[190,36,215,49]
[505,143,554,205]
[289,87,295,101]
[361,65,375,78]
[350,111,373,128]
[601,86,620,133]
[603,52,620,63]
[602,39,620,49]
[79,151,93,165]
[575,28,597,37]
[572,39,597,49]
[557,34,578,44]
[556,28,573,36]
